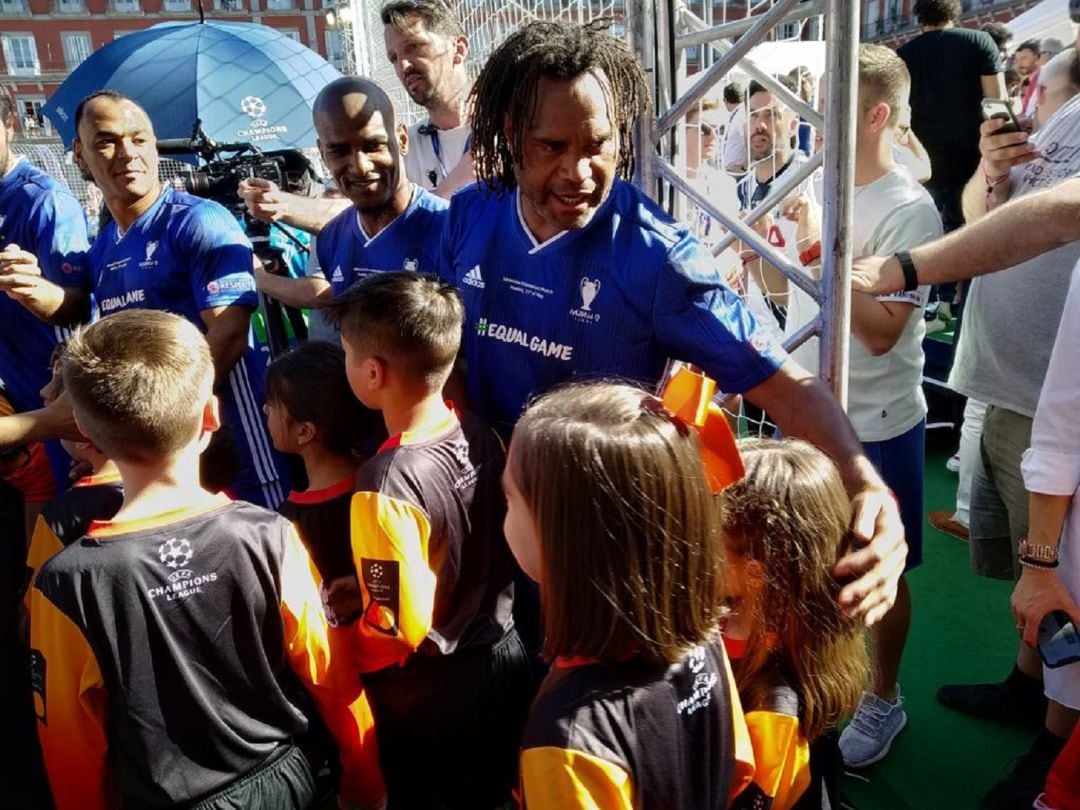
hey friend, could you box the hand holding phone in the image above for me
[1039,611,1080,669]
[981,98,1023,134]
[978,101,1038,178]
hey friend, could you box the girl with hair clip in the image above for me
[723,439,869,810]
[503,380,755,810]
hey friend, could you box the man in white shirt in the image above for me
[383,0,474,199]
[852,42,1080,809]
[789,45,943,768]
[238,0,474,232]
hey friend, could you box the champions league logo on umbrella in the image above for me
[236,94,289,142]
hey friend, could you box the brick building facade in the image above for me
[1,0,341,140]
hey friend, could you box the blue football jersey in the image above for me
[315,185,448,296]
[440,180,787,430]
[88,187,287,506]
[0,159,89,414]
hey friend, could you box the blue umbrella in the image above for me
[43,20,342,152]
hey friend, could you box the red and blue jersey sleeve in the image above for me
[653,234,788,394]
[176,201,258,313]
[28,182,90,290]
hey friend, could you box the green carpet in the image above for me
[841,430,1034,809]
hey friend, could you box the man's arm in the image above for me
[960,117,1037,224]
[982,72,1007,100]
[849,295,917,357]
[200,306,253,386]
[852,176,1080,295]
[743,362,907,626]
[0,245,90,325]
[0,394,80,446]
[238,178,349,235]
[254,263,331,309]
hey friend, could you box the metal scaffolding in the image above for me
[629,0,857,405]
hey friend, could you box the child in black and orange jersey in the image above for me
[28,310,384,810]
[265,340,384,621]
[24,346,123,597]
[324,272,532,810]
[723,439,868,810]
[503,381,755,810]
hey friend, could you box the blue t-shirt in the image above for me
[0,159,89,413]
[88,187,286,506]
[439,179,787,430]
[314,186,448,297]
[90,187,258,321]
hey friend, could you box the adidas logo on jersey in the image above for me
[463,264,485,289]
[331,266,345,283]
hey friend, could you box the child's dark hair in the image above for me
[722,438,867,741]
[323,272,464,390]
[266,341,379,458]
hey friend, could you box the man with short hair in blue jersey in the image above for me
[1,91,287,508]
[255,77,446,312]
[449,20,907,627]
[0,88,90,487]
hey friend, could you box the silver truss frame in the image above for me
[627,0,858,405]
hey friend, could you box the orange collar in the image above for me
[378,401,460,454]
[74,469,123,489]
[88,493,231,538]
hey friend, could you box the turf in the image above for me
[841,430,1035,808]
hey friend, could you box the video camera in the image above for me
[157,121,316,275]
[158,120,315,354]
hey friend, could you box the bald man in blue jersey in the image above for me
[254,77,447,311]
[0,91,287,507]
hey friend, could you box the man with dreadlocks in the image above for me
[443,19,906,626]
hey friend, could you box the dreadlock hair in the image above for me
[468,18,651,194]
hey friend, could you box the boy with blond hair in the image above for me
[28,310,384,810]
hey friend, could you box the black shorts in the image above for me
[185,744,314,810]
[363,628,535,810]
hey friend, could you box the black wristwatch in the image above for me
[895,250,919,292]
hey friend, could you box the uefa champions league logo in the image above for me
[159,538,193,569]
[579,277,600,311]
[240,96,267,119]
[570,277,602,324]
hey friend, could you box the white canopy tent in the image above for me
[689,40,827,99]
[1007,0,1075,49]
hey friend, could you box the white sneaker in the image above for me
[839,687,907,768]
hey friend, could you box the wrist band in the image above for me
[982,159,1009,194]
[1019,556,1059,570]
[895,250,919,292]
[799,241,822,266]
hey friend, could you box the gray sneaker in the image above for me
[839,687,907,768]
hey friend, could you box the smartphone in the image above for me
[981,98,1022,134]
[1038,611,1080,669]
